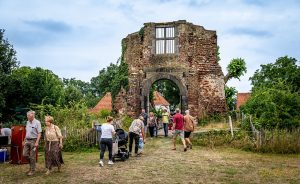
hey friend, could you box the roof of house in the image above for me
[89,92,112,113]
[236,92,251,110]
[153,91,170,106]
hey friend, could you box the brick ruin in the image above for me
[114,20,227,118]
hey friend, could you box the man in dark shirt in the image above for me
[172,108,187,151]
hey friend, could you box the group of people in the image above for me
[139,108,171,138]
[11,111,64,176]
[1,107,195,175]
[138,107,196,151]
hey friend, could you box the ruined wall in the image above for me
[115,20,227,118]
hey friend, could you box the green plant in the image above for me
[99,109,112,119]
[151,108,163,119]
[120,115,133,131]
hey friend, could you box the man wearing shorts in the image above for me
[172,108,187,151]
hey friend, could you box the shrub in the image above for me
[121,115,133,132]
[99,109,112,119]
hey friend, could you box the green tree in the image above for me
[3,67,64,120]
[224,58,247,84]
[225,86,237,111]
[63,78,91,96]
[242,56,300,130]
[250,56,300,92]
[63,85,84,105]
[0,29,19,119]
[150,80,180,111]
[90,60,128,101]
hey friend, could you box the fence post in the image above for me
[228,116,234,138]
[64,126,67,138]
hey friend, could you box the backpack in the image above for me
[185,116,195,132]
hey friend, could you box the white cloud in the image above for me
[0,0,299,92]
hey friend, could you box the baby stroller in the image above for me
[112,129,129,162]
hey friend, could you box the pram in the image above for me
[112,129,129,162]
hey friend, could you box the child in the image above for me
[138,132,144,154]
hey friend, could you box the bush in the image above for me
[99,109,112,119]
[191,129,300,154]
[120,115,133,132]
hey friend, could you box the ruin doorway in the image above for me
[141,73,188,115]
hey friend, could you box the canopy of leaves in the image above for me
[0,29,19,119]
[250,56,300,92]
[225,86,237,111]
[90,60,128,101]
[2,67,64,121]
[224,58,247,83]
[242,56,300,130]
[150,79,180,111]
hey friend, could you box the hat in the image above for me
[138,116,144,121]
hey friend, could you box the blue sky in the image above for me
[0,0,299,92]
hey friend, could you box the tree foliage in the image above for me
[225,86,237,111]
[242,56,300,130]
[150,79,180,111]
[90,60,128,101]
[250,56,300,92]
[0,29,19,118]
[224,58,247,84]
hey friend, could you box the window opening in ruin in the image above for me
[155,27,175,54]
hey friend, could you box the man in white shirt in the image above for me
[22,111,42,176]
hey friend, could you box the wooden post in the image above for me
[228,116,234,138]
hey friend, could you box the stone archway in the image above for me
[115,20,227,118]
[141,73,188,114]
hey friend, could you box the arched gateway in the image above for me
[114,20,227,118]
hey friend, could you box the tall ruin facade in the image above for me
[115,20,227,117]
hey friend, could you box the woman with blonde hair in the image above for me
[44,116,64,175]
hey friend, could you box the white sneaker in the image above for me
[108,160,114,165]
[99,160,104,167]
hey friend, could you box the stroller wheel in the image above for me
[121,155,126,161]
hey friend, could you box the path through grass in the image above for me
[0,137,299,183]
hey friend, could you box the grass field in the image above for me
[0,137,299,184]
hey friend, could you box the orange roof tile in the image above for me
[89,92,112,113]
[236,92,251,110]
[153,91,170,106]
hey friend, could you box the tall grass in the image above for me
[192,129,300,154]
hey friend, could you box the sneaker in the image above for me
[184,147,187,152]
[27,171,35,176]
[99,160,104,167]
[108,160,114,165]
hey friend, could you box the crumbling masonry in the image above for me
[114,20,227,118]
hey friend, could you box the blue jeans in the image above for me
[154,126,158,137]
[163,123,168,137]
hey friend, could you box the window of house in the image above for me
[155,27,175,54]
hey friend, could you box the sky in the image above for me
[0,0,299,92]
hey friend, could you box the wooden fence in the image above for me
[61,127,100,146]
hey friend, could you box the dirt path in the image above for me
[1,137,299,184]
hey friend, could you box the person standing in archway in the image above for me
[161,108,170,137]
[147,112,157,138]
[172,108,187,151]
[184,110,195,149]
[139,109,148,137]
